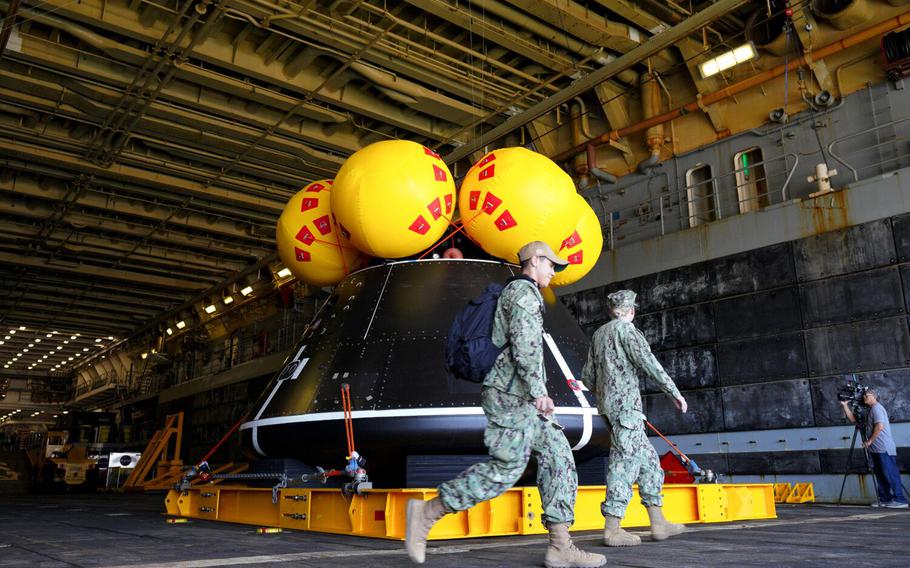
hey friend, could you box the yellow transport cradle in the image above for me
[165,483,776,540]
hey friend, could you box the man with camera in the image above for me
[840,388,908,508]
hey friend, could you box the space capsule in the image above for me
[240,258,609,487]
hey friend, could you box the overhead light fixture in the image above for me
[8,329,15,334]
[240,285,253,296]
[277,267,292,278]
[166,327,173,336]
[70,335,76,340]
[223,294,234,305]
[34,338,40,343]
[699,42,757,78]
[18,326,25,330]
[204,304,217,314]
[176,320,186,329]
[95,338,102,343]
[141,352,148,359]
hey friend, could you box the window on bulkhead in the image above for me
[685,163,715,228]
[733,147,769,214]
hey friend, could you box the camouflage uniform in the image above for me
[438,277,577,525]
[581,291,681,519]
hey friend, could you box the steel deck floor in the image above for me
[0,493,906,567]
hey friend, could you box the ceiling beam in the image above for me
[0,197,270,260]
[0,174,274,246]
[443,0,751,163]
[0,282,173,312]
[402,0,577,73]
[0,138,287,214]
[503,0,676,70]
[0,251,211,291]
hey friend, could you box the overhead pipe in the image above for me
[242,0,550,109]
[347,60,486,120]
[588,144,617,185]
[745,7,791,56]
[637,72,663,174]
[444,0,752,163]
[0,0,19,60]
[553,10,910,163]
[358,3,562,95]
[463,0,643,85]
[571,100,617,188]
[569,98,589,182]
[811,0,873,31]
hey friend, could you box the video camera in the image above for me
[836,375,869,416]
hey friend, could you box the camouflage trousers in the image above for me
[602,421,663,518]
[438,387,578,525]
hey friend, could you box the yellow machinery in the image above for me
[165,482,775,540]
[774,482,816,504]
[50,446,99,485]
[26,430,100,487]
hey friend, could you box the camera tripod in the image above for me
[836,410,878,505]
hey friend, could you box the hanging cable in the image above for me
[782,16,792,117]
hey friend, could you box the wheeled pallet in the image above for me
[165,483,776,540]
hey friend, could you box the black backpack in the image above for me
[445,282,506,383]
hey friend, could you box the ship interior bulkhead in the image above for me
[2,0,910,566]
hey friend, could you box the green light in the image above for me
[742,153,750,178]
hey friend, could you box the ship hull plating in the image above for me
[241,259,609,486]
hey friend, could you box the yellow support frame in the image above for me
[773,483,792,503]
[124,412,184,492]
[165,483,776,540]
[786,483,815,504]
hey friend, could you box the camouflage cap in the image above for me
[607,290,638,311]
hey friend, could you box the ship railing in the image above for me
[827,115,910,182]
[602,152,799,250]
[169,312,310,384]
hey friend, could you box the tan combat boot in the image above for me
[405,497,447,564]
[544,522,607,568]
[602,515,641,546]
[646,506,687,541]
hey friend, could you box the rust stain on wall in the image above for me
[801,190,850,237]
